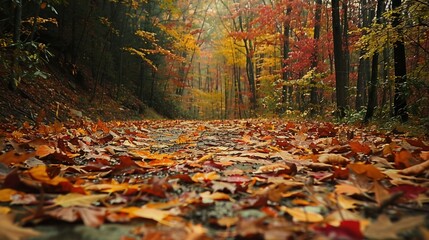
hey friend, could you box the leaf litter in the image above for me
[0,119,428,239]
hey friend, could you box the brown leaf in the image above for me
[318,154,349,165]
[364,214,425,239]
[399,159,429,176]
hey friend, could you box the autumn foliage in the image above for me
[0,119,428,239]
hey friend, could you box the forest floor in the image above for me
[0,118,429,240]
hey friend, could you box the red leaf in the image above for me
[315,220,364,240]
[389,185,427,200]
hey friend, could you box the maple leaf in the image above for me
[53,193,108,207]
[0,214,40,240]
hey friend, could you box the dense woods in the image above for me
[1,0,428,123]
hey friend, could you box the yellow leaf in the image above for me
[28,165,69,186]
[280,206,324,223]
[120,206,170,224]
[0,189,19,202]
[0,207,11,214]
[53,193,108,207]
[0,214,40,240]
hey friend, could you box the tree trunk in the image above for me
[392,0,408,122]
[342,0,350,103]
[310,0,322,116]
[281,3,292,112]
[356,0,369,111]
[364,0,384,122]
[9,0,22,90]
[332,0,347,118]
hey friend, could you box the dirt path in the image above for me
[0,119,428,240]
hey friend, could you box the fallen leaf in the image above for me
[348,163,385,180]
[364,214,425,239]
[46,206,106,227]
[0,214,40,240]
[318,154,349,165]
[315,220,364,240]
[35,145,55,158]
[0,150,36,166]
[120,206,171,224]
[199,191,234,203]
[280,206,324,223]
[191,172,220,182]
[53,193,108,207]
[334,183,363,195]
[399,159,429,175]
[28,165,70,185]
[217,216,239,228]
[0,188,19,202]
[394,149,413,169]
[373,181,390,206]
[349,141,371,155]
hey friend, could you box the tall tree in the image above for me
[392,0,408,122]
[332,0,347,118]
[364,0,383,122]
[310,0,322,116]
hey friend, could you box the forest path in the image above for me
[0,119,428,239]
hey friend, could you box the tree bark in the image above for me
[310,0,322,116]
[364,0,384,122]
[392,0,408,122]
[332,0,347,118]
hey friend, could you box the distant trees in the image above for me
[0,0,427,121]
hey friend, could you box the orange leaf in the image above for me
[349,141,371,154]
[191,172,220,182]
[28,165,69,186]
[335,183,362,195]
[148,158,175,167]
[394,150,413,169]
[35,145,55,158]
[0,150,36,165]
[348,163,385,180]
[217,216,239,228]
